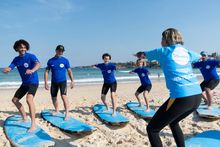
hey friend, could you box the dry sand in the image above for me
[0,80,220,147]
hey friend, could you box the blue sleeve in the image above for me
[65,59,71,69]
[213,59,220,66]
[188,50,201,63]
[145,48,162,62]
[132,68,138,73]
[95,64,101,69]
[31,54,40,64]
[193,62,200,68]
[9,58,16,70]
[112,64,116,70]
[46,60,51,70]
[145,68,149,73]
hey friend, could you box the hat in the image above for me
[56,45,65,51]
[200,51,208,56]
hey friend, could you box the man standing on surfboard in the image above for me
[93,53,118,116]
[44,45,74,121]
[135,28,202,147]
[3,39,41,132]
[193,51,220,109]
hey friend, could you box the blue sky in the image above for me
[1,0,220,67]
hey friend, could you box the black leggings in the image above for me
[147,94,202,147]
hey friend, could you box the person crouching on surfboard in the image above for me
[193,51,220,109]
[129,59,152,112]
[44,45,74,121]
[92,53,117,116]
[135,28,202,147]
[3,39,41,132]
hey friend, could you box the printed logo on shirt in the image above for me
[107,70,112,73]
[172,47,190,65]
[141,73,145,77]
[206,65,210,69]
[24,63,29,68]
[60,64,64,68]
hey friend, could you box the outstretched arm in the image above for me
[2,67,12,74]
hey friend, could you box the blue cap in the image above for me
[200,51,208,56]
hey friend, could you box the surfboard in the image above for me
[185,130,220,147]
[196,103,220,118]
[41,110,96,134]
[93,104,129,125]
[126,102,156,119]
[4,115,55,147]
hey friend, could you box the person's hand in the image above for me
[70,81,74,89]
[25,69,33,75]
[2,67,11,74]
[134,52,146,59]
[45,83,49,90]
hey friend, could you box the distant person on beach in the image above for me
[193,51,220,109]
[135,28,202,147]
[157,72,161,79]
[44,45,74,121]
[92,53,117,116]
[2,39,40,132]
[129,59,152,112]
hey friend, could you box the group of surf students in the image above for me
[2,28,220,147]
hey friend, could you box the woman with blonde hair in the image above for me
[136,28,202,147]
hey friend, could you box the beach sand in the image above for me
[0,80,220,147]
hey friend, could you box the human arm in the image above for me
[3,58,16,74]
[2,67,12,74]
[25,62,41,75]
[135,49,161,62]
[92,64,99,69]
[44,69,50,90]
[67,68,74,89]
[129,71,135,74]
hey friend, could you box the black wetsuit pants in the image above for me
[147,94,202,147]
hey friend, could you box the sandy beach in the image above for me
[0,80,220,147]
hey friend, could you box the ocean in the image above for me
[0,67,219,89]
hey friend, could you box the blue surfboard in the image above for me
[41,110,96,134]
[185,130,220,147]
[93,104,129,125]
[4,115,55,147]
[197,103,220,118]
[126,102,156,119]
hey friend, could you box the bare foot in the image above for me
[52,111,59,116]
[16,119,27,123]
[145,108,151,112]
[102,109,110,113]
[27,126,36,132]
[102,107,110,113]
[64,114,70,121]
[112,111,116,117]
[207,106,213,110]
[213,92,219,96]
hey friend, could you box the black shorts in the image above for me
[200,79,219,91]
[14,84,39,99]
[101,82,117,95]
[51,81,67,97]
[136,84,152,93]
